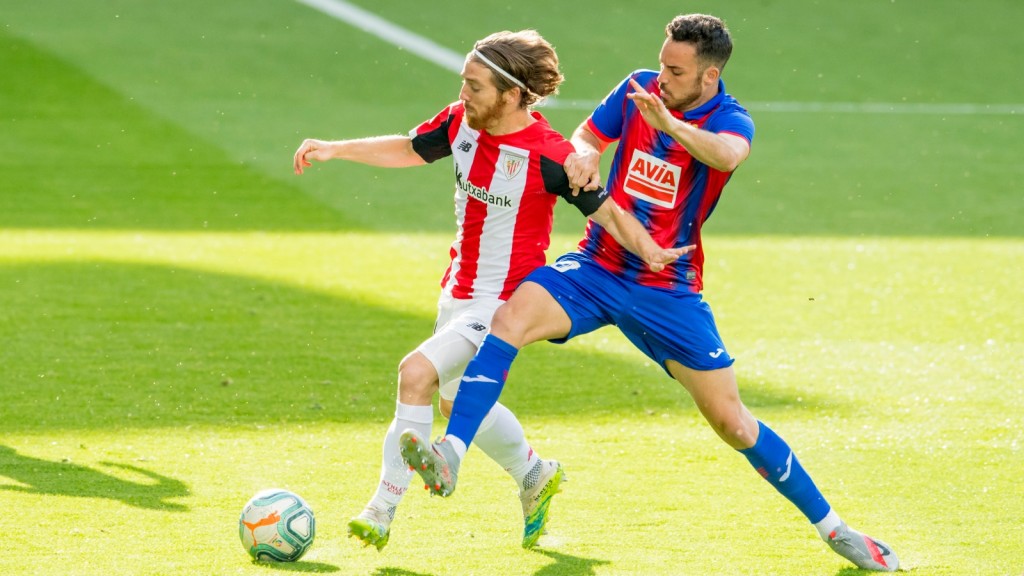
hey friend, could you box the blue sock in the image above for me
[739,421,831,524]
[445,334,518,446]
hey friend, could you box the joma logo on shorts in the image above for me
[553,260,581,273]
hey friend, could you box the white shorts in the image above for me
[415,293,503,401]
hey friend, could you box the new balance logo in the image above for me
[709,348,725,358]
[457,141,472,152]
[466,322,487,332]
[462,374,498,384]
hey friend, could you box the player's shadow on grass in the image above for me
[0,445,189,511]
[506,341,838,419]
[0,261,839,435]
[531,549,610,576]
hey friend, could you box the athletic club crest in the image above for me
[500,152,526,180]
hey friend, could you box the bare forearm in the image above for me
[591,201,659,261]
[322,135,424,167]
[570,123,606,155]
[663,119,746,172]
[589,199,692,272]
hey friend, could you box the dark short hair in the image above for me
[665,14,733,71]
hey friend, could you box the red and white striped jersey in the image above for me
[410,102,581,300]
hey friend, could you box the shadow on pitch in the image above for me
[833,567,911,576]
[530,549,611,576]
[250,559,341,573]
[0,261,841,435]
[0,445,189,511]
[371,569,433,576]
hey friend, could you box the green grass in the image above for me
[1,0,1022,574]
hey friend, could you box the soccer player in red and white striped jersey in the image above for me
[293,30,687,550]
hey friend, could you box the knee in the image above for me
[704,405,758,450]
[397,353,438,403]
[491,301,540,344]
[489,304,527,344]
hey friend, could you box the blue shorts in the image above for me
[524,252,734,374]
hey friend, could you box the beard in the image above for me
[659,75,704,111]
[465,94,504,131]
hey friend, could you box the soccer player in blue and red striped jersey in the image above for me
[402,14,899,571]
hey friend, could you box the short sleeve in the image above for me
[705,103,755,145]
[409,103,459,163]
[586,70,656,142]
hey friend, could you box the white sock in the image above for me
[814,508,842,540]
[472,402,541,491]
[444,435,468,460]
[368,402,432,511]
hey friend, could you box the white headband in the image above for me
[472,49,530,93]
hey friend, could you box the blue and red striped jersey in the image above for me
[577,70,754,292]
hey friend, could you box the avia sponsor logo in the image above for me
[455,168,512,207]
[623,149,681,208]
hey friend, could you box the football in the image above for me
[238,489,316,562]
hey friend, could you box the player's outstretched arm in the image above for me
[293,135,425,175]
[589,201,694,272]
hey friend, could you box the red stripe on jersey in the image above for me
[503,164,553,296]
[452,199,487,299]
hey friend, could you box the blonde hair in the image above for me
[471,30,563,107]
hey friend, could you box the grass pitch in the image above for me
[2,1,1022,575]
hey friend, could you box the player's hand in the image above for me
[293,138,334,175]
[564,149,602,195]
[626,78,675,134]
[645,244,696,273]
